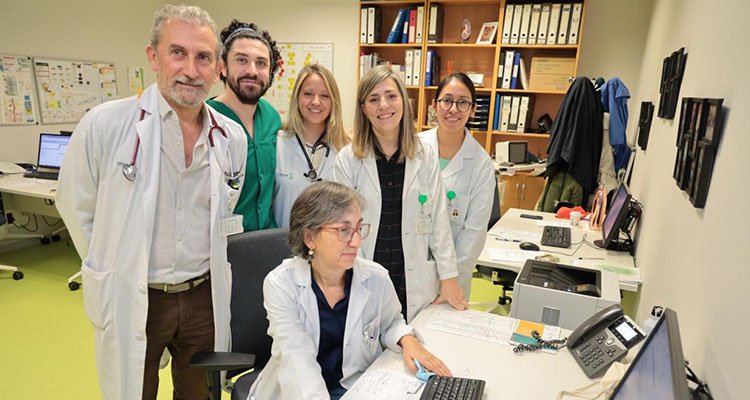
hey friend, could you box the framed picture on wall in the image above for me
[689,98,707,159]
[677,97,693,146]
[701,98,724,146]
[636,101,655,150]
[689,144,716,208]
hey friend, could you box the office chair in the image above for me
[0,204,47,280]
[191,228,291,400]
[475,179,517,307]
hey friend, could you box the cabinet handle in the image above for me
[521,183,526,200]
[515,183,520,200]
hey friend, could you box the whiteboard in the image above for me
[0,54,38,125]
[265,43,334,122]
[33,58,118,124]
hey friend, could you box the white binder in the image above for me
[367,7,376,44]
[568,3,583,45]
[557,3,572,45]
[500,96,512,132]
[528,4,542,45]
[412,49,422,87]
[510,4,524,44]
[502,50,515,89]
[404,49,414,86]
[518,96,531,133]
[508,96,521,132]
[519,4,533,45]
[501,4,514,44]
[415,6,424,44]
[538,3,552,44]
[546,3,562,45]
[360,8,368,44]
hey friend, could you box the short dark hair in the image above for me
[434,72,477,104]
[219,20,281,85]
[288,182,365,259]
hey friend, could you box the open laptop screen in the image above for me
[37,133,72,169]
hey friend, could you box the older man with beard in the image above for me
[207,20,282,232]
[55,5,247,399]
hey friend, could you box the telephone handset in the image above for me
[567,304,645,378]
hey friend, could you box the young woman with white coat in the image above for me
[418,73,496,297]
[273,64,349,227]
[333,65,467,323]
[248,182,451,399]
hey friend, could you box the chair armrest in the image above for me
[190,351,255,373]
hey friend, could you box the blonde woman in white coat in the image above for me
[249,182,451,399]
[419,73,496,297]
[333,65,467,323]
[273,64,350,227]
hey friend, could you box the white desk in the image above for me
[477,208,640,292]
[343,304,595,399]
[0,175,59,216]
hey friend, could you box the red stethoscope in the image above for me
[119,109,242,189]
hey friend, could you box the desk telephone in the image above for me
[567,304,645,378]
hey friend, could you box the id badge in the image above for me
[449,206,460,222]
[219,214,243,236]
[416,217,432,234]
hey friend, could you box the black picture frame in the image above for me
[658,47,687,119]
[689,144,716,208]
[636,101,655,150]
[701,99,723,146]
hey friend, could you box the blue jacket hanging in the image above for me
[600,78,631,171]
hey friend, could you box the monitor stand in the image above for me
[593,239,633,252]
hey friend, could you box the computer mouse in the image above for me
[519,242,540,251]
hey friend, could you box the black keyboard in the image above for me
[419,376,485,400]
[541,225,571,248]
[24,171,59,180]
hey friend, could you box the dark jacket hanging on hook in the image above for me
[545,77,603,194]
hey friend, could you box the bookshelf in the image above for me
[357,0,587,159]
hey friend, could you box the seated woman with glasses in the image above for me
[273,64,350,227]
[249,181,451,399]
[418,73,496,297]
[334,65,467,324]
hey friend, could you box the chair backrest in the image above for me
[488,177,501,230]
[227,228,291,379]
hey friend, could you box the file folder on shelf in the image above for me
[568,3,583,45]
[519,4,532,45]
[546,3,562,45]
[528,3,542,45]
[501,3,514,44]
[557,3,572,45]
[510,4,524,44]
[537,3,552,45]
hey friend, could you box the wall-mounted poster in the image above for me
[0,54,38,125]
[33,58,118,124]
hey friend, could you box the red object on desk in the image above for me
[555,206,588,219]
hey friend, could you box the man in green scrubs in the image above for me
[208,20,281,231]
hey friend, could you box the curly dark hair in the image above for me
[219,19,281,86]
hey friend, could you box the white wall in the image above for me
[3,1,747,396]
[626,0,749,398]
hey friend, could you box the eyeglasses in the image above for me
[435,98,473,112]
[320,223,371,242]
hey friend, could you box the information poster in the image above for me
[33,58,118,124]
[0,54,38,125]
[265,43,333,122]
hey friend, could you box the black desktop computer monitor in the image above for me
[595,183,632,250]
[609,308,690,400]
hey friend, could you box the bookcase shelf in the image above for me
[358,0,587,156]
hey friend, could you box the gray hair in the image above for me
[150,4,223,59]
[288,182,366,259]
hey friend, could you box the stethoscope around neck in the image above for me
[119,108,242,189]
[295,132,330,181]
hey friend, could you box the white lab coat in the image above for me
[333,144,458,322]
[55,84,247,400]
[273,130,338,228]
[418,128,496,296]
[248,256,413,400]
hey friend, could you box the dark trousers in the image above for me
[143,280,215,400]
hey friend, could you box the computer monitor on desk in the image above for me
[609,308,690,400]
[595,183,633,252]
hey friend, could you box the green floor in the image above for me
[0,241,504,399]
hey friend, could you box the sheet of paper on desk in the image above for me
[488,227,541,242]
[343,366,423,400]
[572,260,642,284]
[488,248,538,263]
[424,308,518,344]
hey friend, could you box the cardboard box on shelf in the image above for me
[529,57,575,91]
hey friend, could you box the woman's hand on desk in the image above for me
[399,335,452,377]
[433,277,468,311]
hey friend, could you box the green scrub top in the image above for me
[207,98,280,231]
